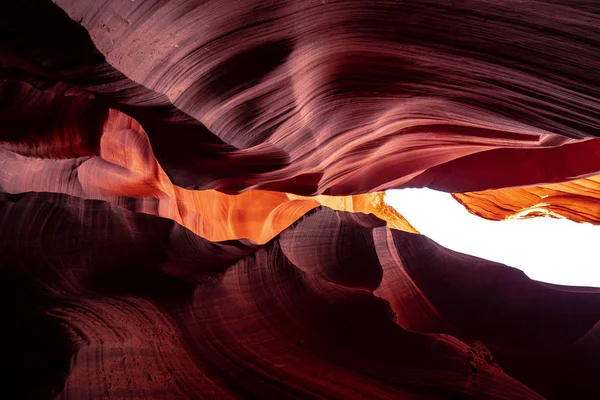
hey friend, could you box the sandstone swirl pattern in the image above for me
[454,175,600,225]
[5,193,600,399]
[4,1,600,399]
[5,0,600,194]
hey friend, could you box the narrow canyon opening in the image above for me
[386,188,600,288]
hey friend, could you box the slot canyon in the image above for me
[3,1,600,399]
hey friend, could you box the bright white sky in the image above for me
[385,188,600,288]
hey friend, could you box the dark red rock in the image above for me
[6,193,600,399]
[5,1,600,194]
[4,1,600,399]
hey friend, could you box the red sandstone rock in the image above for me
[0,82,414,242]
[5,1,600,194]
[4,1,600,399]
[6,193,600,399]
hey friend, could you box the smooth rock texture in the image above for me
[4,1,600,194]
[4,192,600,400]
[4,1,600,399]
[0,88,414,242]
[454,174,600,224]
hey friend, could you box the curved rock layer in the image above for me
[4,1,600,195]
[4,1,600,400]
[454,174,600,224]
[287,192,417,233]
[4,192,600,400]
[0,92,414,242]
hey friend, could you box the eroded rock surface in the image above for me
[5,193,600,399]
[454,175,600,224]
[4,1,600,399]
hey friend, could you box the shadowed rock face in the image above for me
[5,193,600,400]
[3,0,600,399]
[5,0,600,194]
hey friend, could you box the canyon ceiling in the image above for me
[3,1,600,399]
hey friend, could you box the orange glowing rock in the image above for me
[1,107,414,243]
[287,192,418,233]
[90,110,419,241]
[453,175,600,224]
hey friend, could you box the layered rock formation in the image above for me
[6,192,600,400]
[454,175,600,225]
[4,0,600,399]
[5,0,600,195]
[0,93,414,242]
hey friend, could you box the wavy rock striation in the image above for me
[0,85,413,242]
[4,192,600,399]
[4,1,600,399]
[4,1,600,194]
[454,174,600,224]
